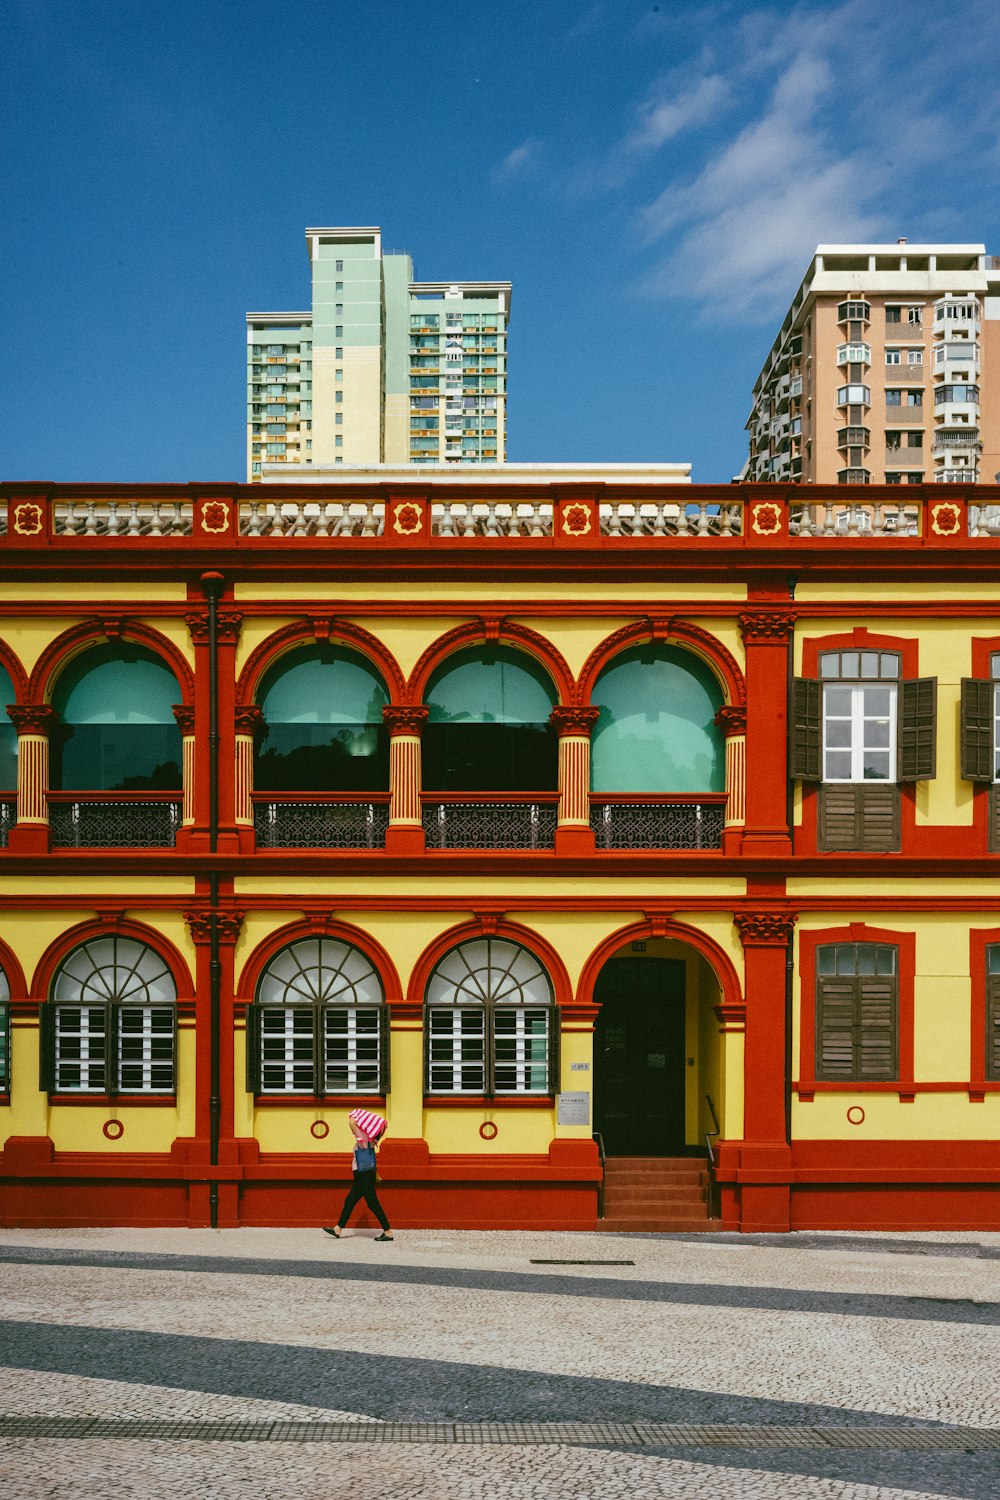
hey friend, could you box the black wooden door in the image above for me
[594,957,686,1155]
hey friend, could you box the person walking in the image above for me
[324,1108,393,1241]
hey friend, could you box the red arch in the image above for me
[236,620,406,705]
[407,621,574,706]
[578,918,743,1010]
[31,918,195,1003]
[28,621,194,705]
[0,640,28,704]
[234,918,403,1007]
[0,936,28,1001]
[577,620,746,708]
[407,918,574,1008]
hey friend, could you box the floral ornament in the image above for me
[199,500,231,534]
[392,502,423,536]
[930,502,962,538]
[751,501,782,536]
[13,502,44,536]
[561,502,593,537]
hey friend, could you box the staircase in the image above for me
[597,1156,718,1232]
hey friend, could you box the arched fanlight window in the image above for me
[0,964,9,1093]
[51,644,182,791]
[255,645,390,792]
[248,937,387,1096]
[591,645,724,794]
[425,937,556,1096]
[423,647,558,792]
[42,936,177,1095]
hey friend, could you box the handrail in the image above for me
[704,1095,721,1221]
[592,1131,606,1220]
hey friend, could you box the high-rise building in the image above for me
[746,243,1000,487]
[246,227,511,480]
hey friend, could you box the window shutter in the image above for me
[816,978,857,1079]
[856,977,898,1080]
[379,1004,391,1095]
[899,677,937,780]
[245,1004,261,1094]
[547,1005,560,1095]
[790,678,822,780]
[960,678,994,782]
[312,1002,325,1098]
[0,1003,9,1092]
[819,784,899,852]
[485,1006,495,1100]
[38,1004,57,1092]
[987,975,1000,1081]
[106,1002,120,1097]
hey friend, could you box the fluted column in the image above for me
[172,705,196,838]
[715,704,747,855]
[551,705,599,856]
[383,705,428,856]
[234,704,264,852]
[7,704,58,853]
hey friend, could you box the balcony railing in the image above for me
[48,795,182,848]
[790,502,919,536]
[933,432,982,451]
[0,799,13,849]
[590,799,725,851]
[422,797,558,850]
[253,796,389,849]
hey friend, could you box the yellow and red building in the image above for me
[1,472,999,1231]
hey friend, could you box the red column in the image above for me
[183,906,244,1227]
[739,611,795,854]
[734,911,796,1231]
[551,706,599,856]
[6,704,58,854]
[184,605,242,853]
[383,705,428,856]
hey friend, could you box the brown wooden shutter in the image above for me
[960,678,994,782]
[899,677,937,780]
[38,1003,56,1092]
[987,975,1000,1081]
[245,1004,261,1093]
[790,678,822,780]
[856,976,898,1079]
[816,978,857,1079]
[819,783,899,851]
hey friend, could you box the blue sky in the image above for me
[3,0,1000,483]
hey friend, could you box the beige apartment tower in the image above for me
[746,243,1000,486]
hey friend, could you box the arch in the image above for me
[28,620,194,706]
[0,936,28,1002]
[407,620,574,707]
[578,918,743,1012]
[408,919,573,1008]
[31,918,194,1004]
[801,625,919,678]
[578,620,746,709]
[237,620,406,705]
[0,641,28,704]
[49,641,184,792]
[235,919,403,1007]
[0,657,20,792]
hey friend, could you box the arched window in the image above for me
[591,646,724,793]
[0,662,17,791]
[255,646,389,792]
[248,937,387,1096]
[423,647,557,791]
[0,964,9,1093]
[425,937,556,1095]
[41,936,177,1095]
[51,644,182,791]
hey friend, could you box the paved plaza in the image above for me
[0,1224,998,1499]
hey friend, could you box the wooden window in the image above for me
[818,783,900,851]
[960,677,994,781]
[986,947,1000,1081]
[0,964,8,1093]
[815,943,898,1080]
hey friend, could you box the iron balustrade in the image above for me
[590,800,725,851]
[422,798,558,850]
[253,798,389,849]
[0,799,13,849]
[48,797,182,848]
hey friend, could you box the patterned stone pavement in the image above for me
[0,1225,998,1498]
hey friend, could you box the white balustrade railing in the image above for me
[53,500,193,536]
[790,502,919,537]
[240,500,384,536]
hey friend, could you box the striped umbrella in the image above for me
[349,1108,387,1143]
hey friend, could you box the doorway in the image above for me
[594,956,686,1155]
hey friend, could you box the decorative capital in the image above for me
[734,911,797,946]
[172,704,195,735]
[235,703,265,737]
[550,705,601,737]
[714,704,747,736]
[185,909,245,946]
[185,610,242,644]
[714,1000,747,1031]
[382,704,429,736]
[739,611,797,643]
[7,703,59,735]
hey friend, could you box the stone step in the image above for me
[596,1216,720,1233]
[605,1157,706,1169]
[604,1170,708,1187]
[604,1186,708,1205]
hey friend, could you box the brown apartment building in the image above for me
[746,243,1000,492]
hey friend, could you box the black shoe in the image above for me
[322,1226,342,1238]
[375,1232,394,1241]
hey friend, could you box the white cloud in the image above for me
[494,137,543,182]
[623,71,729,155]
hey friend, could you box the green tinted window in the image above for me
[426,647,555,724]
[0,664,16,791]
[591,646,724,793]
[256,646,389,792]
[424,648,557,792]
[51,645,182,791]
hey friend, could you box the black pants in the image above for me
[337,1169,390,1232]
